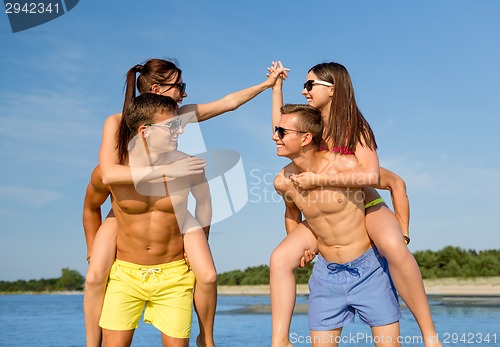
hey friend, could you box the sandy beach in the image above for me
[218,277,500,313]
[421,276,500,295]
[218,277,500,296]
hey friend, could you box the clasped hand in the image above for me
[164,156,207,178]
[266,60,290,82]
[289,172,320,190]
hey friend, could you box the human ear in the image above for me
[150,84,161,95]
[302,133,313,147]
[138,125,149,138]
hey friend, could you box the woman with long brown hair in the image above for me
[269,61,441,347]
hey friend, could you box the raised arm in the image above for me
[178,80,270,123]
[271,62,285,130]
[82,166,111,261]
[179,61,289,123]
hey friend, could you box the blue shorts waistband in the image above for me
[317,247,381,269]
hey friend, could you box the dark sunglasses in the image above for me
[303,79,333,92]
[160,82,187,95]
[145,118,182,134]
[274,126,307,140]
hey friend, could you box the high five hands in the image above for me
[267,60,290,81]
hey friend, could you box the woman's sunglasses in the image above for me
[145,118,183,134]
[160,82,187,95]
[303,79,333,92]
[274,126,307,140]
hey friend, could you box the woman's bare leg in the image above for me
[183,229,217,347]
[364,189,441,347]
[84,217,117,347]
[270,222,317,347]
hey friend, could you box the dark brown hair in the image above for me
[309,62,377,152]
[118,94,178,164]
[280,104,323,148]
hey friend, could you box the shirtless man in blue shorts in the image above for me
[273,104,401,347]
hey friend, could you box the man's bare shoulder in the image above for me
[274,163,298,193]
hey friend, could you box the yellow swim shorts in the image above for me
[99,258,195,339]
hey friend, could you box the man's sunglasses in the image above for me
[303,79,333,92]
[145,118,182,134]
[160,82,187,95]
[274,126,307,140]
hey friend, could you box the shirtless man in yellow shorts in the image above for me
[92,93,210,347]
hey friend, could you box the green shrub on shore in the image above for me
[413,247,500,278]
[0,268,84,293]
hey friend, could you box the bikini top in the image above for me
[319,146,355,155]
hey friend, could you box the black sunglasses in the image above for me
[274,126,307,140]
[303,79,333,92]
[160,82,187,95]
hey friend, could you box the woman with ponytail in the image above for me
[83,58,288,347]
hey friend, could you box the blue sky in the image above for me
[1,1,499,281]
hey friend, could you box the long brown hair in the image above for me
[117,58,182,164]
[309,62,377,152]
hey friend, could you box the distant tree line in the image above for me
[2,247,499,292]
[218,246,500,285]
[0,268,84,293]
[413,246,500,278]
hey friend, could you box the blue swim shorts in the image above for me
[308,247,401,331]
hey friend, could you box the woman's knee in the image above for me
[270,246,299,272]
[85,267,108,288]
[376,235,407,257]
[375,236,416,267]
[196,268,217,286]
